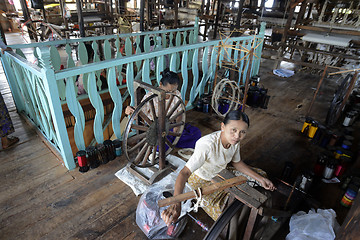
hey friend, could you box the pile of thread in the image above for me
[75,139,122,173]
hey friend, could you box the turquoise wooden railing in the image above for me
[1,22,265,170]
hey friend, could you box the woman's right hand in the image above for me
[125,106,135,116]
[161,203,181,226]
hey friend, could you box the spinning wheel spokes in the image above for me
[134,142,149,165]
[169,110,185,122]
[165,94,175,113]
[123,93,186,168]
[166,100,182,119]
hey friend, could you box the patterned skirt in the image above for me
[0,93,14,138]
[187,167,267,221]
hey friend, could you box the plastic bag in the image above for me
[136,185,192,239]
[286,209,338,240]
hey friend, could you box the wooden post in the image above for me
[59,0,69,32]
[140,0,145,31]
[274,0,297,69]
[174,0,178,27]
[213,0,222,39]
[19,0,36,40]
[295,0,308,26]
[335,72,359,122]
[242,48,254,112]
[234,0,245,35]
[158,92,166,170]
[76,0,86,37]
[305,65,328,117]
[146,0,150,27]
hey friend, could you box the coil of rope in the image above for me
[211,78,243,117]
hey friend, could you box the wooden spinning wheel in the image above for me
[122,80,186,183]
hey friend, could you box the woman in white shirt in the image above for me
[161,110,275,224]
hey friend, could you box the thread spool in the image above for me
[334,149,343,159]
[341,185,358,208]
[96,143,108,164]
[86,146,100,169]
[343,112,353,126]
[314,154,327,176]
[308,122,318,139]
[323,162,336,179]
[76,150,89,173]
[301,118,312,133]
[104,140,115,161]
[202,99,209,113]
[113,139,122,157]
[341,140,352,150]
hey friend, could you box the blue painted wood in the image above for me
[87,71,105,144]
[125,37,132,56]
[142,58,151,86]
[15,49,26,59]
[55,35,257,79]
[187,49,199,107]
[126,63,135,106]
[242,40,252,84]
[194,16,199,43]
[107,66,123,139]
[115,38,124,86]
[198,46,209,97]
[104,40,112,60]
[144,35,150,53]
[188,31,194,67]
[8,57,35,117]
[78,42,89,93]
[50,46,66,100]
[135,36,142,70]
[65,43,86,151]
[92,41,102,90]
[175,31,181,71]
[156,55,164,85]
[36,47,75,170]
[9,26,196,49]
[169,32,174,47]
[66,74,86,151]
[1,52,25,111]
[169,53,177,72]
[180,50,188,101]
[162,33,167,48]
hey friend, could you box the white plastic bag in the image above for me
[286,209,338,240]
[136,184,192,239]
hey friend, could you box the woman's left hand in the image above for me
[259,177,276,191]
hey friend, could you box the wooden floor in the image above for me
[0,33,357,239]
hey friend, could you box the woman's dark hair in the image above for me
[223,110,250,127]
[161,68,180,86]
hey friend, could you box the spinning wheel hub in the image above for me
[146,118,170,146]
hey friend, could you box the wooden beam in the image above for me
[158,175,248,207]
[213,0,222,39]
[296,25,360,37]
[76,0,86,37]
[305,65,328,117]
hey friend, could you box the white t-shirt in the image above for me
[185,131,241,181]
